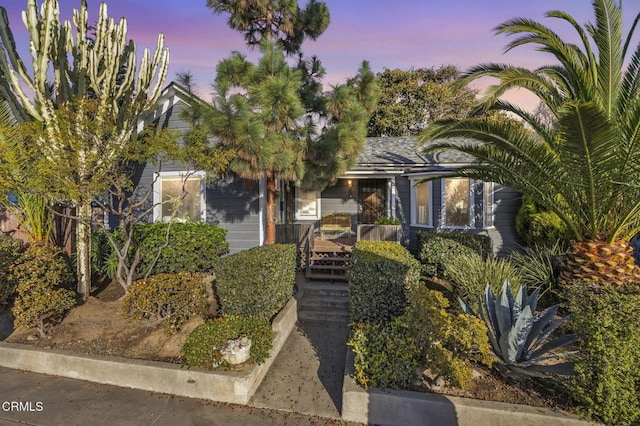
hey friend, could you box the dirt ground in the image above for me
[0,279,575,413]
[2,279,204,363]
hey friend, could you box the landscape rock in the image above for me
[221,336,251,365]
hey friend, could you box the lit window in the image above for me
[154,172,205,222]
[413,181,432,226]
[443,177,471,228]
[295,189,321,220]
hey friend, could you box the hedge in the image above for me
[346,241,421,324]
[214,244,296,319]
[565,282,640,425]
[348,318,420,390]
[106,222,229,278]
[416,230,492,278]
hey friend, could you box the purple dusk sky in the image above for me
[3,1,639,110]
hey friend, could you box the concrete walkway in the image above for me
[250,320,350,419]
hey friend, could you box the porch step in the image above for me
[306,249,351,281]
[308,264,347,271]
[297,280,350,322]
[301,281,349,297]
[305,272,348,281]
[309,255,351,262]
[298,305,349,322]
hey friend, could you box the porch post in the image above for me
[389,177,397,217]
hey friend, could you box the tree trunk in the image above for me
[265,174,277,244]
[285,182,295,224]
[76,200,92,298]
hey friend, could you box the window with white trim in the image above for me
[483,181,495,228]
[412,181,432,227]
[295,188,321,220]
[442,177,473,228]
[153,171,205,222]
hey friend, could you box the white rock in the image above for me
[220,337,252,365]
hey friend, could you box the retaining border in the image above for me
[0,297,298,405]
[341,348,593,426]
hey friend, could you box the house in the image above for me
[131,82,521,256]
[292,137,521,256]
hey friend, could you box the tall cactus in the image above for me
[0,0,169,297]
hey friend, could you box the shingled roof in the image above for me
[356,137,476,169]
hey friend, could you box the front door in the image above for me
[359,179,386,224]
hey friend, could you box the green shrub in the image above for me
[565,282,640,425]
[417,230,492,278]
[10,242,76,337]
[404,285,494,389]
[107,222,229,278]
[374,216,401,225]
[122,272,207,332]
[90,229,117,278]
[0,234,23,307]
[515,194,572,248]
[509,241,566,307]
[348,318,420,390]
[182,314,272,369]
[443,252,521,310]
[347,241,421,324]
[136,222,229,275]
[214,244,295,319]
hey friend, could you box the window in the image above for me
[484,181,495,228]
[442,177,472,228]
[153,171,205,222]
[412,181,432,226]
[295,188,321,220]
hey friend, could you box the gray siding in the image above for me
[405,179,521,257]
[125,98,263,255]
[206,178,262,254]
[489,184,522,256]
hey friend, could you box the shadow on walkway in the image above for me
[298,320,350,414]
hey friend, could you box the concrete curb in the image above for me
[0,297,298,405]
[341,348,593,426]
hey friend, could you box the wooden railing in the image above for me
[276,224,314,270]
[356,224,402,242]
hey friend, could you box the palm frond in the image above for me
[460,63,561,108]
[590,0,623,116]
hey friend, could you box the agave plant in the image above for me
[460,280,576,374]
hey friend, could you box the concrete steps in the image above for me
[297,280,350,322]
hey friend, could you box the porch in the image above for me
[276,223,402,281]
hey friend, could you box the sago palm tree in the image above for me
[420,0,640,286]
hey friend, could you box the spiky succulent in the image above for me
[460,280,576,373]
